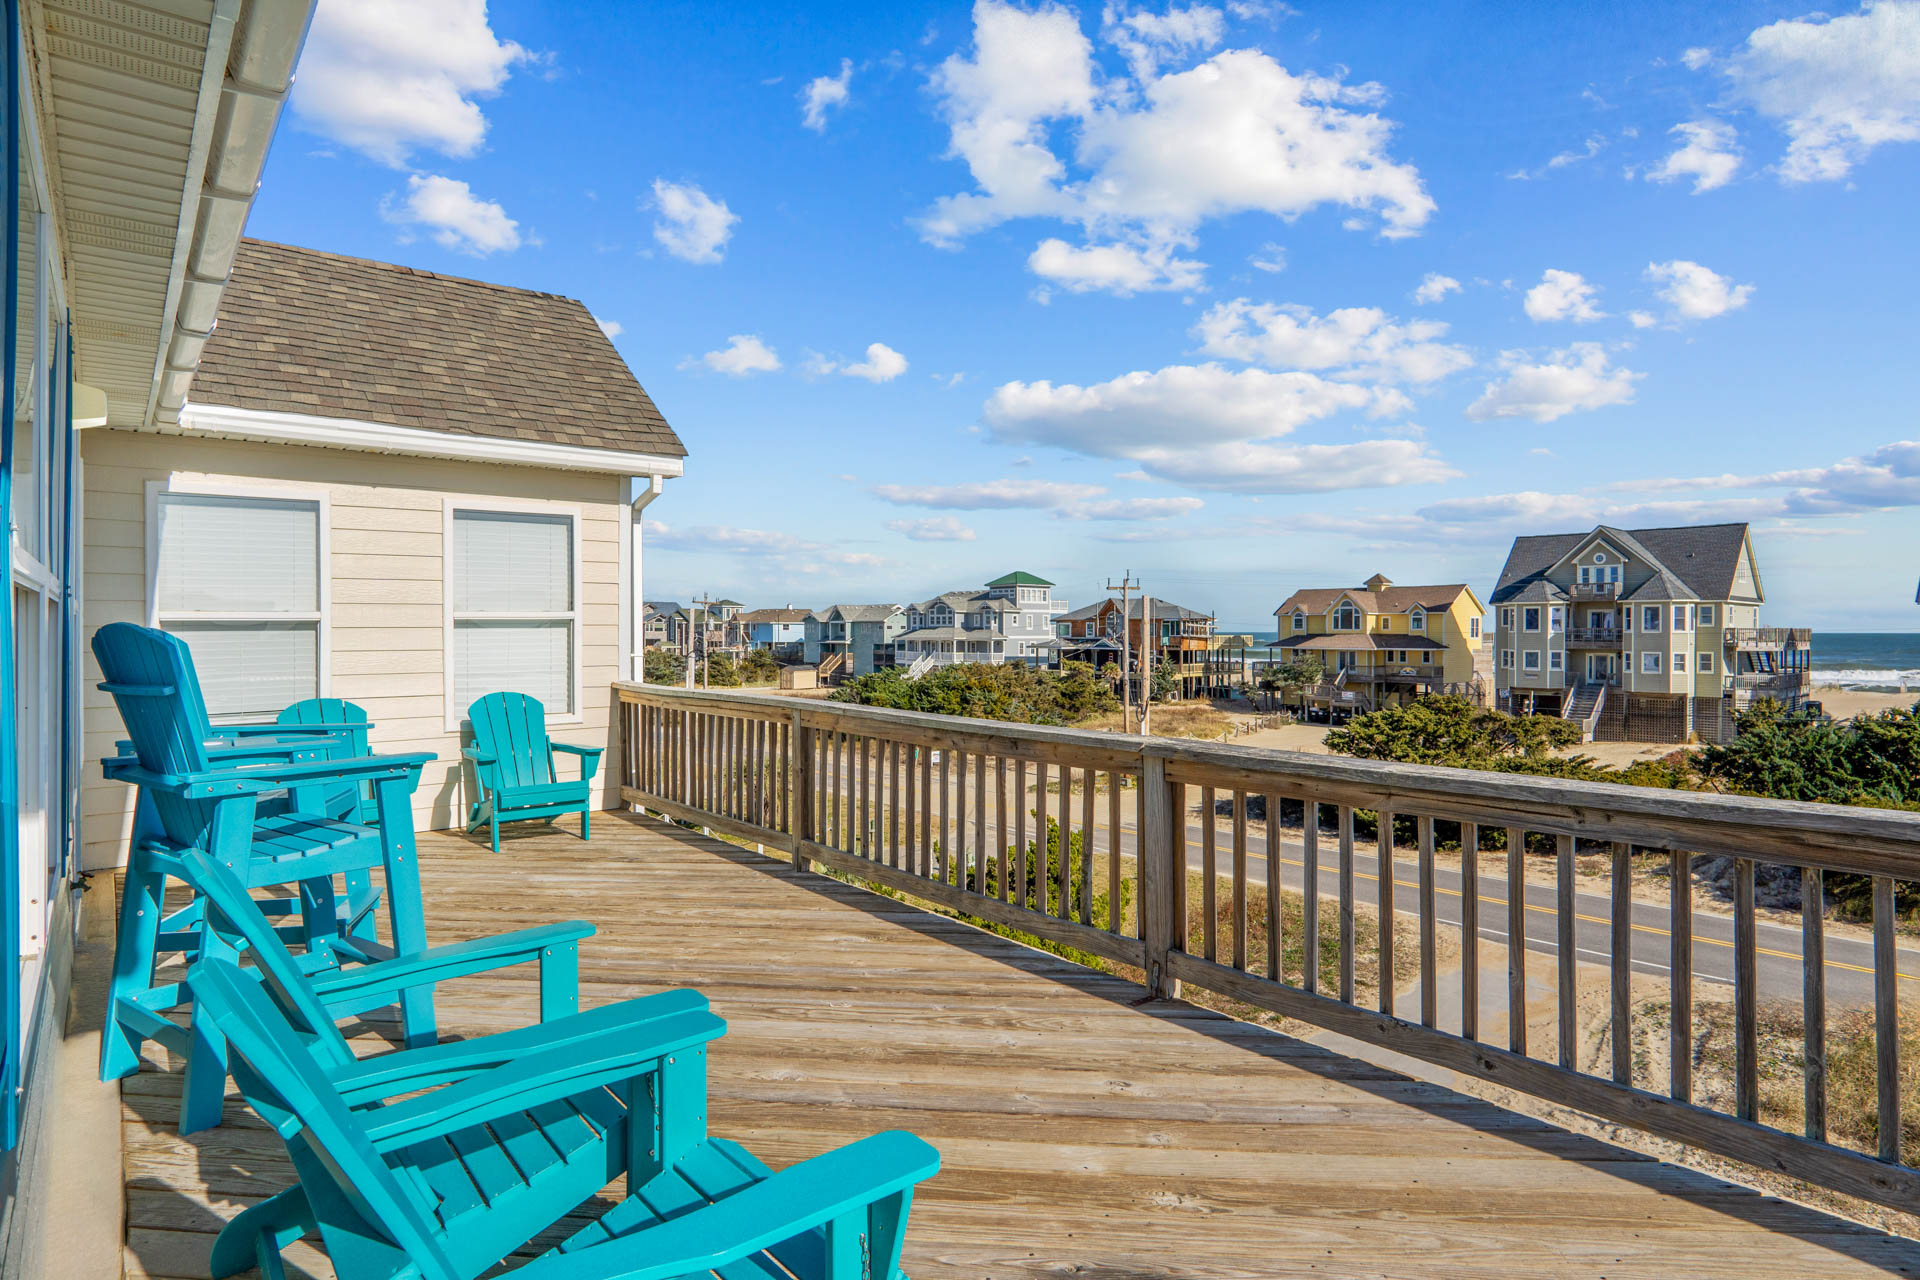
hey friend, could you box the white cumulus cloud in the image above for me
[801,59,854,131]
[887,516,977,541]
[1466,343,1641,423]
[1681,46,1714,70]
[651,179,738,264]
[872,478,1107,508]
[1194,299,1472,385]
[921,0,1433,292]
[380,174,520,254]
[293,0,529,166]
[685,334,781,376]
[1646,259,1754,320]
[1523,269,1605,323]
[1124,439,1456,493]
[812,342,911,383]
[1412,272,1460,304]
[1727,1,1920,182]
[1028,237,1206,294]
[1647,119,1742,192]
[594,316,623,340]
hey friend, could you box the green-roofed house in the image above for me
[894,571,1069,669]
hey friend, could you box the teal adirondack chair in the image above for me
[464,693,604,852]
[187,951,939,1280]
[93,622,437,1132]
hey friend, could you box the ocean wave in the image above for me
[1811,667,1920,689]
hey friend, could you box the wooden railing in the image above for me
[613,681,1920,1217]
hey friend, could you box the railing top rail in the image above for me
[612,681,1920,874]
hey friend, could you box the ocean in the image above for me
[1236,630,1920,690]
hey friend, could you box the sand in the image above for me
[1813,684,1918,720]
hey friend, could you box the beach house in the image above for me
[803,602,906,680]
[1054,595,1222,696]
[1489,522,1812,742]
[1272,575,1488,714]
[891,570,1067,670]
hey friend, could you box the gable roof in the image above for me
[735,608,810,624]
[1060,597,1211,622]
[986,571,1054,587]
[1274,583,1474,617]
[191,240,687,458]
[823,604,903,623]
[643,600,685,618]
[1491,523,1752,605]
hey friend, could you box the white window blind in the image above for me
[451,510,575,715]
[154,493,321,720]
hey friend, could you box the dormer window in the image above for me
[1291,610,1305,632]
[1409,609,1425,632]
[1333,603,1360,631]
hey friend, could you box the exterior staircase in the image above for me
[906,652,935,679]
[1562,681,1606,742]
[817,651,848,684]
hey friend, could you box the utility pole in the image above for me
[1139,589,1153,737]
[1106,572,1137,733]
[691,595,717,690]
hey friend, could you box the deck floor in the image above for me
[121,814,1920,1279]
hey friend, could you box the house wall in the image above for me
[79,429,630,868]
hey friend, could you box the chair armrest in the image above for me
[512,1131,940,1280]
[223,752,436,787]
[332,988,708,1105]
[461,746,496,763]
[309,920,594,1006]
[100,759,272,799]
[226,720,374,735]
[358,1006,725,1149]
[550,743,603,759]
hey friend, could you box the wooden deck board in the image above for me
[121,815,1920,1279]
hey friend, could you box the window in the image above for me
[1469,616,1480,639]
[1522,607,1541,632]
[1642,606,1661,632]
[1642,651,1662,674]
[1673,652,1687,673]
[1522,650,1541,672]
[1409,610,1425,631]
[1578,566,1590,584]
[1501,649,1514,669]
[1291,610,1305,632]
[448,507,577,722]
[1672,604,1688,632]
[1333,603,1360,630]
[1699,650,1714,674]
[1549,606,1563,633]
[1500,607,1513,630]
[1549,651,1563,671]
[1624,608,1633,632]
[1698,604,1716,627]
[152,490,325,720]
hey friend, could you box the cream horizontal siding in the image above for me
[79,429,631,871]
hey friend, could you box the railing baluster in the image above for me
[904,740,918,872]
[1265,793,1281,983]
[920,745,933,878]
[1108,771,1123,933]
[1734,857,1758,1121]
[1804,866,1827,1142]
[1462,822,1479,1042]
[1033,760,1047,910]
[892,740,905,868]
[1875,875,1900,1163]
[1201,786,1218,963]
[1671,851,1693,1102]
[1171,782,1187,956]
[953,750,968,887]
[1013,758,1028,907]
[1055,762,1071,919]
[1611,841,1631,1086]
[1378,812,1394,1016]
[1079,763,1094,926]
[779,720,791,835]
[939,748,952,883]
[1232,791,1248,972]
[1135,772,1148,941]
[1557,834,1576,1071]
[1338,804,1355,1003]
[861,734,875,857]
[977,751,990,897]
[1006,756,1021,905]
[1508,827,1526,1057]
[1419,816,1437,1028]
[1303,802,1320,994]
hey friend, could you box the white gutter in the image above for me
[178,402,688,477]
[627,474,665,682]
[148,0,316,427]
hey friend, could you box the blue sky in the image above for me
[243,1,1920,630]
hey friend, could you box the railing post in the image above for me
[791,710,812,876]
[1141,747,1180,1000]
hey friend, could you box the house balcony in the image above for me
[99,682,1920,1278]
[1564,626,1625,649]
[1727,627,1814,652]
[1571,581,1619,599]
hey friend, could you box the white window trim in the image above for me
[1643,651,1662,674]
[442,497,585,733]
[1673,651,1687,673]
[1522,607,1541,632]
[144,477,333,719]
[1409,609,1425,631]
[1642,606,1662,633]
[1522,649,1541,672]
[1549,650,1563,671]
[1698,604,1716,627]
[1699,650,1715,674]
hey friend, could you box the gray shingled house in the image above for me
[79,239,687,849]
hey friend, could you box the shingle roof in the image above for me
[986,571,1054,587]
[1276,633,1448,652]
[191,239,687,458]
[735,608,810,624]
[822,604,903,623]
[1274,584,1473,616]
[1501,580,1568,604]
[1059,597,1211,622]
[1490,523,1750,605]
[643,600,685,617]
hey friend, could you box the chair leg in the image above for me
[101,852,166,1081]
[179,927,239,1134]
[490,813,500,854]
[374,774,436,1049]
[580,806,590,841]
[298,874,341,952]
[210,1187,316,1280]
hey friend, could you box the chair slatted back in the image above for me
[278,698,372,821]
[177,847,358,1072]
[92,623,220,849]
[467,693,554,790]
[188,958,455,1280]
